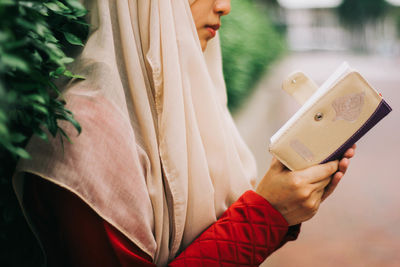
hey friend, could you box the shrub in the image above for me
[0,1,88,265]
[220,0,286,112]
[0,0,88,159]
[337,0,388,29]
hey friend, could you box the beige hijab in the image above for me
[13,0,257,265]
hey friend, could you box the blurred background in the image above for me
[221,0,400,266]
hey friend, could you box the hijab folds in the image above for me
[13,0,257,265]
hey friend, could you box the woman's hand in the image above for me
[322,144,356,201]
[256,145,356,226]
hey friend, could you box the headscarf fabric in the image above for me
[13,1,257,265]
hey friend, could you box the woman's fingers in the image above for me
[343,148,355,158]
[321,156,351,200]
[321,171,343,202]
[312,176,332,191]
[338,157,349,174]
[343,148,354,158]
[313,159,348,199]
[318,158,349,201]
[298,160,339,183]
[343,144,357,158]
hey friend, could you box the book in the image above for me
[269,62,392,171]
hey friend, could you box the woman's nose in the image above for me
[214,0,231,16]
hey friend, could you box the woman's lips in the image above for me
[206,24,220,38]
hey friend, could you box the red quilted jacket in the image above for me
[168,191,300,266]
[27,178,300,267]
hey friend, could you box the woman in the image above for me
[13,0,355,266]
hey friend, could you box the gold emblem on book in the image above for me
[332,92,365,122]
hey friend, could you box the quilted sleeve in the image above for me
[169,190,300,267]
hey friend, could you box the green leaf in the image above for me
[35,23,49,38]
[47,81,61,96]
[0,122,8,136]
[59,130,65,153]
[0,0,15,6]
[7,91,18,102]
[54,99,67,106]
[74,9,88,17]
[45,42,65,58]
[63,70,85,79]
[0,31,11,43]
[55,67,66,75]
[60,57,74,64]
[65,0,86,11]
[1,54,29,72]
[33,104,49,115]
[32,50,43,64]
[75,20,90,26]
[10,133,27,143]
[47,114,58,137]
[44,31,58,43]
[3,39,28,50]
[63,14,77,20]
[62,113,81,135]
[54,1,70,11]
[26,94,46,104]
[15,17,36,32]
[43,2,66,13]
[50,66,66,77]
[14,147,31,159]
[58,127,72,143]
[29,2,49,16]
[63,32,84,46]
[33,127,48,141]
[0,110,6,121]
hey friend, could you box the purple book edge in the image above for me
[321,99,392,164]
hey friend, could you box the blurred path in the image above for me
[234,52,400,267]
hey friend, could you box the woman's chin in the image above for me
[200,39,208,51]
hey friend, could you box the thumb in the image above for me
[270,157,286,172]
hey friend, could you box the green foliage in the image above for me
[0,0,88,265]
[337,0,388,29]
[0,0,87,159]
[389,6,400,37]
[396,14,400,37]
[259,0,279,6]
[220,0,286,112]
